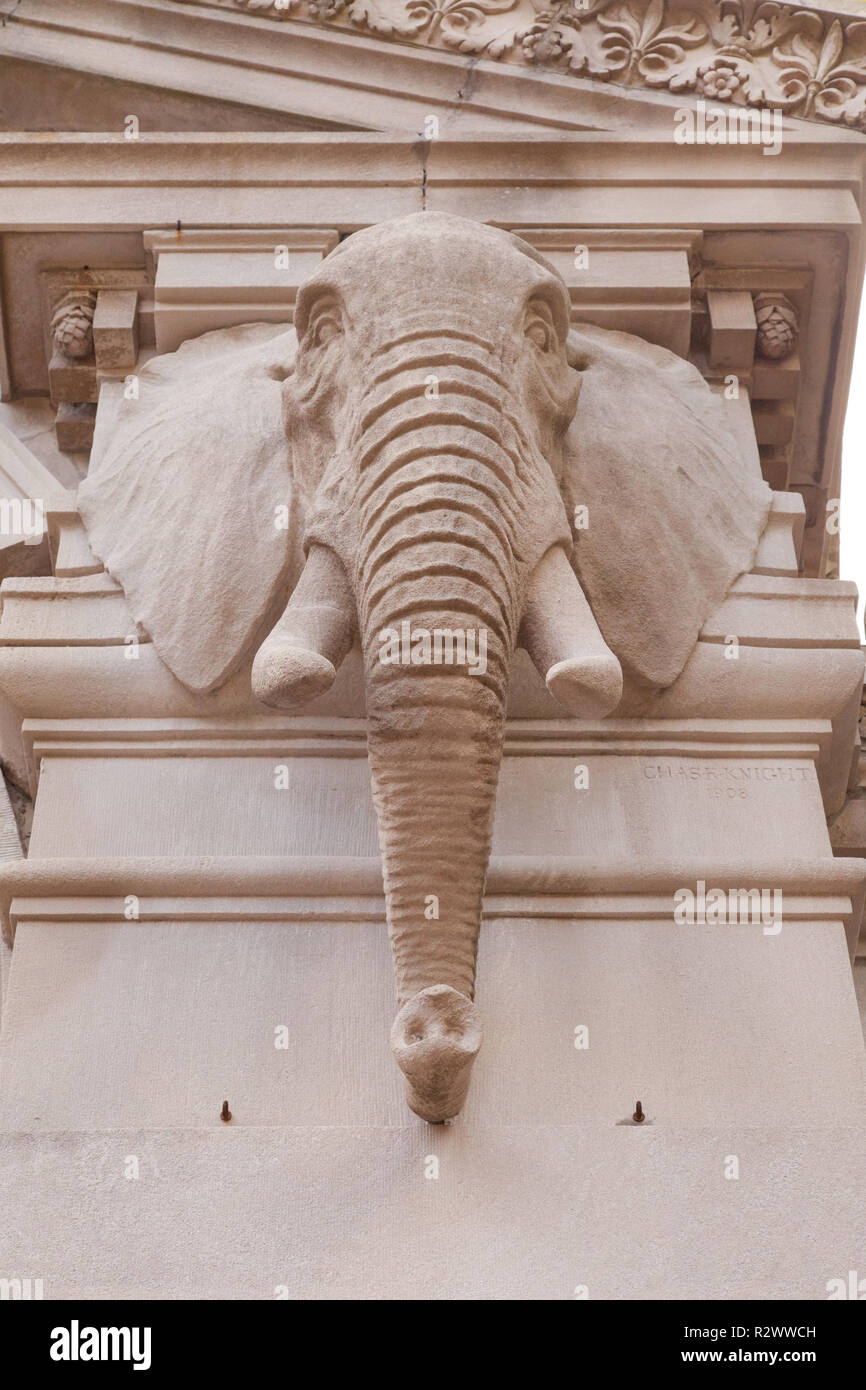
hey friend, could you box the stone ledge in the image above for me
[2,853,863,951]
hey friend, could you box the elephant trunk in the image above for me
[353,338,522,1118]
[366,683,506,1007]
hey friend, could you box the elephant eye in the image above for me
[312,316,341,348]
[524,298,557,353]
[527,321,551,350]
[307,299,343,349]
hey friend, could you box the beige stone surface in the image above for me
[0,777,22,1033]
[54,403,96,453]
[0,1,701,135]
[0,1,864,1292]
[0,1123,864,1300]
[24,752,833,863]
[0,423,54,580]
[93,290,139,371]
[0,402,84,489]
[2,918,863,1132]
[4,0,865,140]
[0,939,9,1033]
[0,123,856,584]
[81,220,771,700]
[47,351,98,406]
[0,56,352,133]
[146,231,339,353]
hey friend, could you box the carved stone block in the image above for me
[48,350,98,406]
[706,290,757,374]
[55,402,96,452]
[752,353,801,404]
[514,228,698,359]
[45,494,104,578]
[144,229,339,354]
[93,289,139,371]
[753,400,796,448]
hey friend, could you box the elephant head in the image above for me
[250,214,624,1120]
[78,213,771,1124]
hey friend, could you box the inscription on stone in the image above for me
[643,761,812,800]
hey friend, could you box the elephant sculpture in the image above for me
[79,213,771,1122]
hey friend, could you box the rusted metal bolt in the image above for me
[220,1100,232,1123]
[632,1100,645,1124]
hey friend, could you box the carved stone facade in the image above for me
[79,212,772,1116]
[217,0,866,130]
[0,0,865,1305]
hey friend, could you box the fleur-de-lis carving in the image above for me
[597,0,707,87]
[713,0,800,56]
[226,0,866,133]
[770,15,866,119]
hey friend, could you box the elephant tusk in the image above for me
[252,543,357,709]
[519,544,623,718]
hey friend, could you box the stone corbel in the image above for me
[93,291,140,374]
[42,271,149,455]
[143,228,340,354]
[693,268,807,498]
[513,227,702,358]
[706,290,756,375]
[48,290,98,453]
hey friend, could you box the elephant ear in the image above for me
[562,323,772,690]
[79,323,300,693]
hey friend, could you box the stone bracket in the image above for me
[514,228,701,360]
[143,228,339,354]
[40,269,150,454]
[692,264,808,499]
[93,289,139,372]
[706,290,756,375]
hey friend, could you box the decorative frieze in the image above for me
[225,0,866,133]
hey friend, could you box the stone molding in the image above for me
[2,851,863,953]
[207,0,866,132]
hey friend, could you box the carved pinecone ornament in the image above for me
[51,289,97,359]
[754,294,798,361]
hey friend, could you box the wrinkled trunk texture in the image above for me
[353,333,525,1010]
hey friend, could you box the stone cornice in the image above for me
[176,0,866,132]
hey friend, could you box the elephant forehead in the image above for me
[318,215,554,319]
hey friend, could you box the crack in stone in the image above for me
[410,136,430,210]
[0,0,24,26]
[412,54,485,212]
